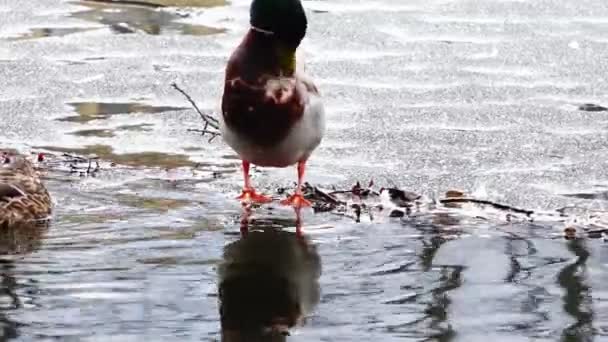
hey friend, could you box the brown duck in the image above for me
[0,149,52,228]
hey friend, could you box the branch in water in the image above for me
[171,82,221,140]
[439,198,534,216]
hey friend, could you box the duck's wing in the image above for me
[0,183,26,201]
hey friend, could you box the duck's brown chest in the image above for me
[221,32,305,147]
[221,77,304,147]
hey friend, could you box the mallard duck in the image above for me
[220,0,325,208]
[0,149,52,228]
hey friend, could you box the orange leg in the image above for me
[280,160,312,208]
[236,161,271,204]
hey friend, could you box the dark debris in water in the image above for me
[381,187,421,207]
[18,146,608,241]
[578,103,607,112]
[562,191,608,201]
[283,180,608,240]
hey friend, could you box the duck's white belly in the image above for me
[220,94,325,168]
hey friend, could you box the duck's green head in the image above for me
[250,0,307,48]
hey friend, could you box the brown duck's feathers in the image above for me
[0,152,52,228]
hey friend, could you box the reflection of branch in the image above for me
[439,198,534,216]
[41,153,102,177]
[171,82,221,142]
[558,239,592,340]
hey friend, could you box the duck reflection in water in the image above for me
[0,223,48,340]
[218,206,321,341]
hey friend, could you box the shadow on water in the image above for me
[59,101,188,123]
[7,28,96,41]
[0,224,48,341]
[558,239,594,342]
[217,207,321,341]
[68,123,155,138]
[71,0,227,36]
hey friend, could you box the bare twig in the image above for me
[187,128,221,142]
[328,185,379,197]
[171,82,221,135]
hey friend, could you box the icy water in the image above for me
[2,0,608,341]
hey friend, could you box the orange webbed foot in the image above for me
[280,193,312,208]
[237,189,272,204]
